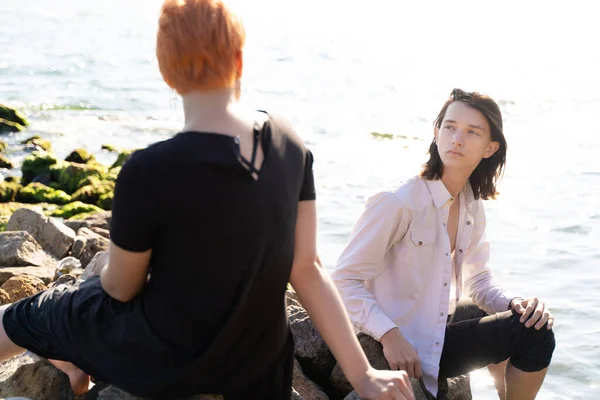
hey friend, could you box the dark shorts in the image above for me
[439,299,555,379]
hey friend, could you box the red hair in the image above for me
[156,0,246,94]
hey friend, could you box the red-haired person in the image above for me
[333,89,556,400]
[0,1,414,399]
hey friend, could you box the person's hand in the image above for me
[380,328,422,379]
[355,368,415,400]
[511,297,554,330]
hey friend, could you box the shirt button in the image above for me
[459,249,463,254]
[444,282,448,287]
[435,341,440,345]
[234,136,240,144]
[440,312,445,317]
[466,221,471,225]
[418,241,423,246]
[446,253,449,257]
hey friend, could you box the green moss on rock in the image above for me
[0,141,7,152]
[65,148,95,164]
[0,181,22,202]
[51,201,103,219]
[49,161,108,194]
[71,179,115,209]
[0,118,25,134]
[111,149,135,169]
[0,104,29,126]
[18,182,72,205]
[21,135,52,152]
[21,151,59,185]
[0,154,13,169]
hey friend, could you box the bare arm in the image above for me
[99,241,151,302]
[290,200,413,399]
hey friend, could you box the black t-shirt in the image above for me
[108,112,315,396]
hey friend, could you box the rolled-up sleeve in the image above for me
[331,192,409,341]
[463,200,517,314]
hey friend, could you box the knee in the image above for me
[510,313,556,372]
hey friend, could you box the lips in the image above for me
[447,150,464,156]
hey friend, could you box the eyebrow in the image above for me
[444,120,485,131]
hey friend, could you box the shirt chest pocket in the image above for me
[407,228,437,269]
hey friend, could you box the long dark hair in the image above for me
[421,88,507,200]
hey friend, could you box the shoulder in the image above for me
[263,112,308,155]
[370,176,429,212]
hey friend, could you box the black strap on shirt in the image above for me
[239,121,262,177]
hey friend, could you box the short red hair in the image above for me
[156,0,246,94]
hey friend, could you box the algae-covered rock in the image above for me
[111,149,135,169]
[105,166,122,181]
[0,104,29,126]
[49,161,108,194]
[21,135,52,152]
[0,154,14,169]
[64,148,95,164]
[18,183,72,205]
[0,181,22,202]
[0,141,7,152]
[0,118,25,134]
[21,151,59,185]
[51,201,103,219]
[101,144,119,153]
[71,178,115,210]
[3,176,20,183]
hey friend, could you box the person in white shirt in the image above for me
[332,88,555,399]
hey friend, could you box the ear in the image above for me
[433,126,439,144]
[235,50,243,79]
[483,141,500,159]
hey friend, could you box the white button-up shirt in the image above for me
[331,176,516,397]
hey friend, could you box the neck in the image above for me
[182,87,238,130]
[441,166,472,198]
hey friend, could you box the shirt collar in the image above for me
[426,179,454,208]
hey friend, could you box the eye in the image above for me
[469,130,480,136]
[445,125,455,130]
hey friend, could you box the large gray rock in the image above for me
[71,228,109,268]
[7,208,76,259]
[0,265,57,286]
[287,291,336,381]
[0,231,57,267]
[0,359,74,400]
[64,212,111,233]
[331,333,471,400]
[292,359,329,400]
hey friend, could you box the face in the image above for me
[434,101,499,171]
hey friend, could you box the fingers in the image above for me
[414,359,423,380]
[520,297,538,323]
[547,316,554,330]
[525,300,545,328]
[386,374,414,400]
[534,308,551,330]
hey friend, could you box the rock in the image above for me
[96,385,223,400]
[0,154,13,169]
[291,388,302,399]
[51,202,103,220]
[0,360,74,400]
[101,144,119,153]
[17,183,71,205]
[105,166,121,181]
[0,231,57,267]
[0,182,21,202]
[110,149,135,169]
[0,141,6,152]
[71,228,109,267]
[54,257,83,280]
[90,227,110,239]
[0,265,57,286]
[64,211,111,232]
[81,251,108,280]
[64,149,95,164]
[0,353,40,383]
[0,275,46,304]
[286,291,336,383]
[20,135,52,152]
[6,208,76,259]
[49,161,107,194]
[21,151,58,185]
[344,380,433,400]
[330,333,470,400]
[71,178,115,210]
[293,359,329,400]
[49,273,82,288]
[0,119,25,134]
[0,288,9,304]
[0,105,29,127]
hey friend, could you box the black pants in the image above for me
[438,299,555,380]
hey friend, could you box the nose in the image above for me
[451,130,464,147]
